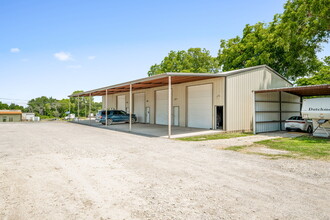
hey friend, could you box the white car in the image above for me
[285,116,313,133]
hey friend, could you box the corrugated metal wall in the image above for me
[254,92,301,133]
[102,77,225,128]
[226,68,292,131]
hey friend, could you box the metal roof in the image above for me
[69,65,291,97]
[0,110,22,115]
[254,84,330,96]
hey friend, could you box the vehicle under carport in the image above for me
[253,84,330,134]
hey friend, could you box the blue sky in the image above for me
[0,0,329,105]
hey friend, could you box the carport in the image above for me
[69,73,221,138]
[253,84,330,134]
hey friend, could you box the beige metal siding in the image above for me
[101,77,225,129]
[226,67,292,131]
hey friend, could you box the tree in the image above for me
[0,102,26,111]
[296,56,330,85]
[148,48,219,76]
[218,0,330,80]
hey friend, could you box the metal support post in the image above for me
[129,84,132,131]
[105,89,108,126]
[89,93,91,125]
[77,95,80,122]
[168,76,172,138]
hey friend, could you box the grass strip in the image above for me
[177,132,252,141]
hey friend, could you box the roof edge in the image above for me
[68,65,291,97]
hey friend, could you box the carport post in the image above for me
[253,91,256,134]
[168,76,172,138]
[105,89,108,126]
[89,93,91,125]
[129,84,132,132]
[77,95,80,122]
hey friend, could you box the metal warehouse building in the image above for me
[70,65,295,136]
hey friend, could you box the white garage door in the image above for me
[134,93,145,123]
[156,90,168,125]
[117,95,125,111]
[188,84,212,129]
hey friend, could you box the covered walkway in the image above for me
[72,120,222,138]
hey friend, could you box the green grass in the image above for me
[256,136,330,160]
[177,132,253,141]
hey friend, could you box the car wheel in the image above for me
[131,118,136,124]
[107,119,113,125]
[307,126,312,134]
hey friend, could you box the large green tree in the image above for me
[296,56,330,85]
[148,48,219,76]
[218,0,330,80]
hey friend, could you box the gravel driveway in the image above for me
[0,122,329,219]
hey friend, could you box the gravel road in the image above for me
[0,122,329,219]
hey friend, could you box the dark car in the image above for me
[99,110,137,125]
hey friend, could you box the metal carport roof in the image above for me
[255,84,330,97]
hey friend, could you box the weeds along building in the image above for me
[70,65,293,132]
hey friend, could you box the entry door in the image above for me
[155,90,168,125]
[187,84,213,129]
[117,95,125,111]
[216,106,223,129]
[134,93,145,123]
[173,106,179,126]
[145,107,150,124]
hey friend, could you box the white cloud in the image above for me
[10,48,20,53]
[54,52,72,61]
[67,65,82,69]
[88,56,96,60]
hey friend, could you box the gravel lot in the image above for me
[0,122,329,220]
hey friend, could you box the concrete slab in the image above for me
[71,119,222,138]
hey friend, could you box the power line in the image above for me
[0,97,29,102]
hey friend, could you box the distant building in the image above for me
[0,110,22,122]
[22,112,35,121]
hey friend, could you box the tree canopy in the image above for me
[147,48,219,76]
[218,0,330,80]
[148,0,330,80]
[296,56,330,86]
[0,102,26,112]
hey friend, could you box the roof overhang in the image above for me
[69,73,222,97]
[254,84,330,96]
[68,65,292,97]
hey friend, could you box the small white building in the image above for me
[22,113,35,121]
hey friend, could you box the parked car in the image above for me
[284,116,313,133]
[99,110,137,125]
[95,110,106,122]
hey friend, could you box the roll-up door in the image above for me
[117,95,125,111]
[155,90,168,125]
[133,93,145,123]
[188,84,212,129]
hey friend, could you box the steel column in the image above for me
[105,89,108,126]
[129,84,132,131]
[168,76,172,138]
[253,91,256,134]
[89,93,91,125]
[77,95,80,122]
